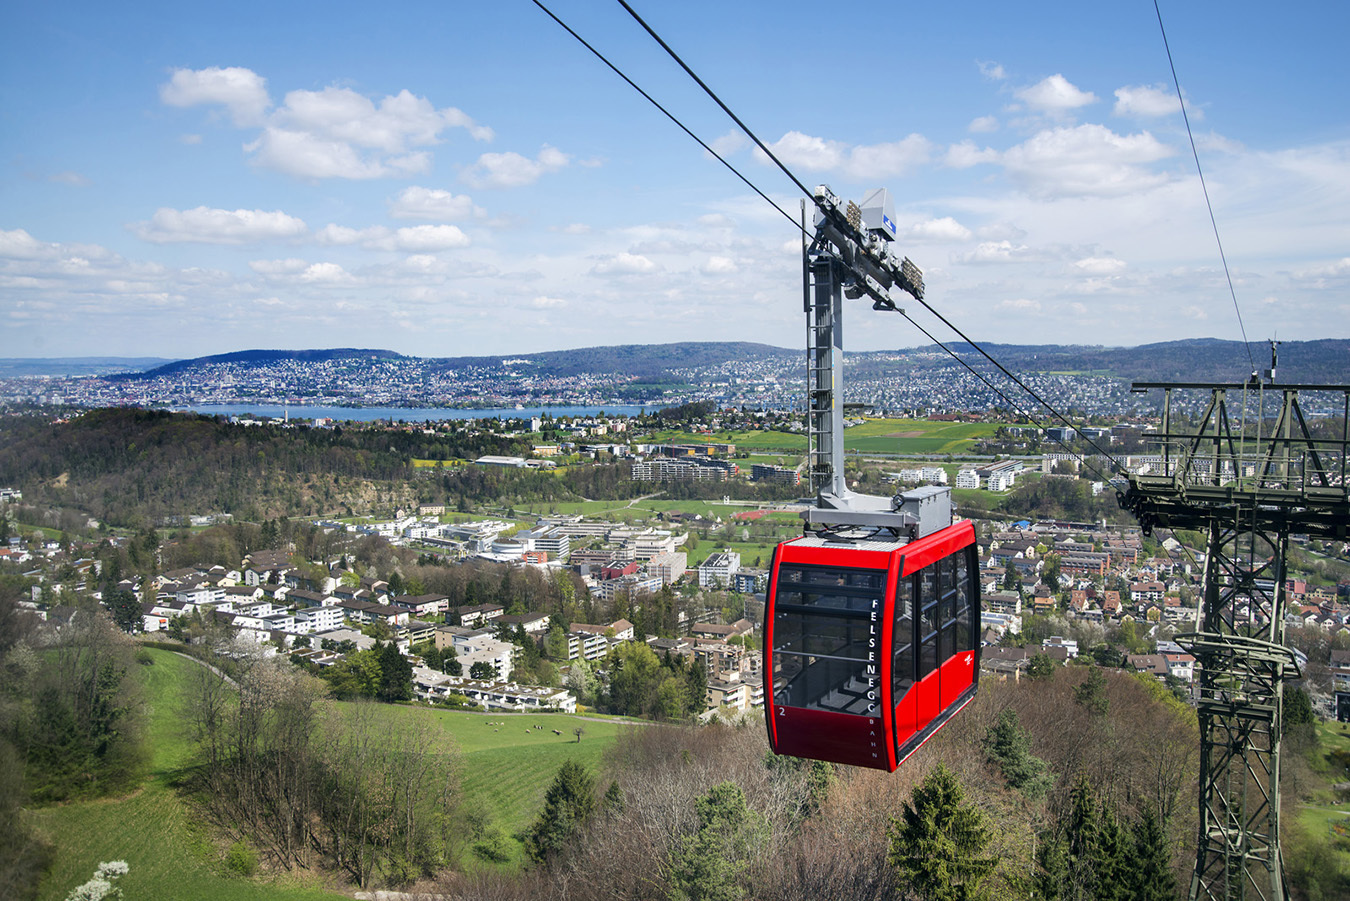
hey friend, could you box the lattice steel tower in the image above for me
[1118,370,1350,901]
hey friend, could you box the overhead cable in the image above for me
[1153,0,1256,374]
[612,0,1128,470]
[528,0,803,235]
[538,0,1127,475]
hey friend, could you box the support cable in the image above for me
[528,0,802,235]
[1153,0,1256,374]
[891,308,1119,485]
[538,0,1128,476]
[611,0,1129,472]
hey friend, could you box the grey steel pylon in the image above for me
[1118,378,1350,901]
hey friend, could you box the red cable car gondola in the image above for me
[763,517,980,771]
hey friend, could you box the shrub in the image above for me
[225,841,258,877]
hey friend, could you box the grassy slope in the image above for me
[32,649,630,896]
[418,709,632,867]
[1291,721,1350,881]
[32,650,348,901]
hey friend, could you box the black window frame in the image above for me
[771,562,886,716]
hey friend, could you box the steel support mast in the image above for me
[1118,374,1350,901]
[796,186,948,535]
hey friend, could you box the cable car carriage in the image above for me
[764,487,979,771]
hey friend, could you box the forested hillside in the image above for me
[0,411,801,528]
[0,410,527,527]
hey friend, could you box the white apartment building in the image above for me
[699,552,742,589]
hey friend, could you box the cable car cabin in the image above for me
[763,519,979,771]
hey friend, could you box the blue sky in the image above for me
[3,1,1348,360]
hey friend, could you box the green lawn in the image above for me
[31,649,632,895]
[417,708,632,866]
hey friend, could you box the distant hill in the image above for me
[925,338,1350,384]
[425,341,799,378]
[46,338,1347,386]
[122,347,407,380]
[0,357,176,378]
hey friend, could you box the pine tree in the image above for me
[1095,804,1130,901]
[669,782,768,901]
[1073,667,1109,716]
[887,763,997,901]
[1065,776,1101,901]
[1034,834,1068,901]
[1028,652,1057,681]
[981,708,1052,798]
[375,640,411,702]
[1132,808,1178,901]
[525,760,596,863]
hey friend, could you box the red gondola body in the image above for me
[763,519,980,771]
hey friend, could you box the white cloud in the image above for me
[903,218,972,242]
[245,127,430,179]
[1195,132,1244,155]
[945,140,999,169]
[315,224,388,246]
[130,207,308,244]
[161,68,492,180]
[389,186,482,220]
[978,61,1007,81]
[954,241,1032,263]
[373,225,471,252]
[561,223,591,235]
[709,130,748,156]
[0,229,48,259]
[996,298,1042,312]
[249,258,309,275]
[1113,84,1193,119]
[590,252,656,275]
[531,295,567,308]
[274,86,490,151]
[1000,124,1174,198]
[160,66,271,126]
[1015,74,1097,114]
[1074,256,1127,275]
[703,256,737,275]
[968,116,999,134]
[179,133,203,145]
[758,131,932,179]
[462,145,570,189]
[1292,256,1350,288]
[300,262,353,283]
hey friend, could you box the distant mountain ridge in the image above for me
[10,338,1348,385]
[0,356,176,378]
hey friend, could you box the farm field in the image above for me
[31,647,631,898]
[648,418,1006,456]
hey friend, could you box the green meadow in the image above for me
[648,418,1004,456]
[30,647,630,898]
